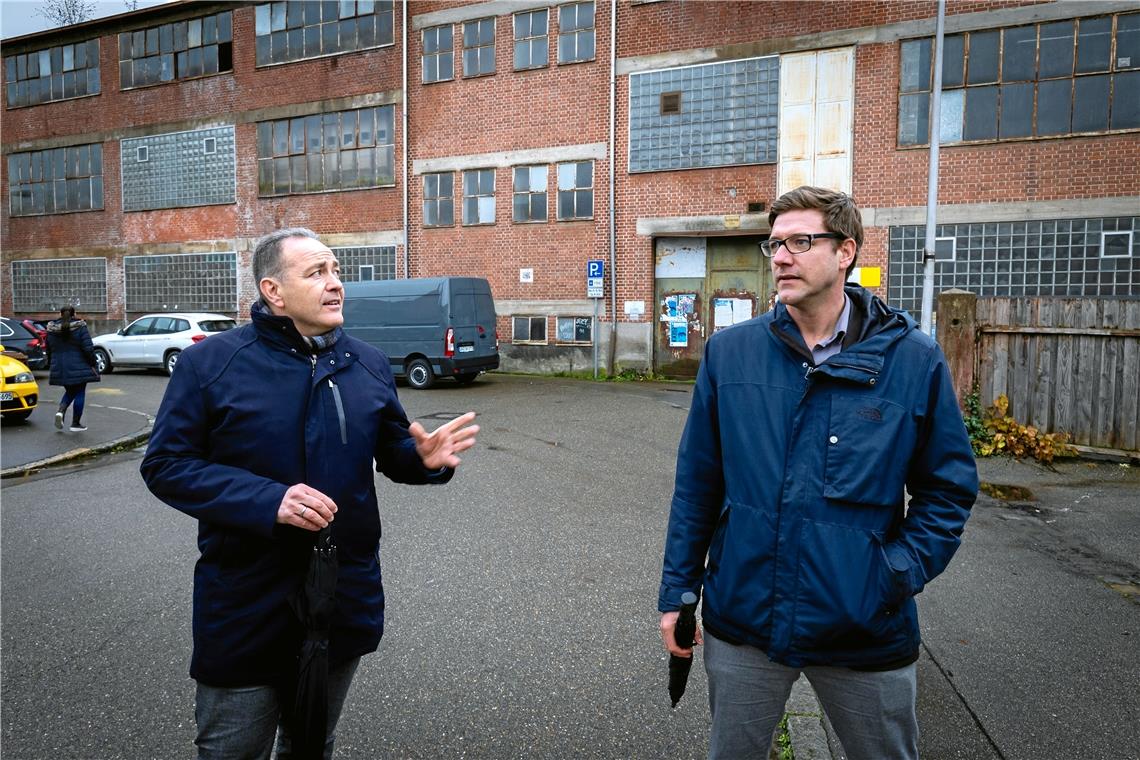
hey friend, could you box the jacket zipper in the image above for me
[328,377,347,445]
[310,354,317,377]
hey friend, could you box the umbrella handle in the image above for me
[674,592,698,649]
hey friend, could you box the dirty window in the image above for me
[423,24,454,83]
[253,0,393,66]
[119,10,231,89]
[898,12,1140,146]
[513,165,548,222]
[512,316,547,343]
[8,144,103,217]
[463,18,495,77]
[558,2,595,64]
[5,38,99,108]
[423,172,454,227]
[513,9,548,70]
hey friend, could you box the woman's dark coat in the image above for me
[46,319,100,386]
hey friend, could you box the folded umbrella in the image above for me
[669,591,699,708]
[286,526,338,760]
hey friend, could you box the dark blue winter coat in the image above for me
[140,303,451,687]
[659,286,978,669]
[46,319,100,386]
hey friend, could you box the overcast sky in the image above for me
[1,0,175,40]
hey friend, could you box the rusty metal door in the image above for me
[707,236,771,337]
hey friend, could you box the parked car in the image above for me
[0,349,39,422]
[92,313,237,376]
[342,277,500,389]
[0,317,49,370]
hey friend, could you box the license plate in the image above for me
[458,345,474,353]
[0,392,13,401]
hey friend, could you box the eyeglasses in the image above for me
[760,232,845,257]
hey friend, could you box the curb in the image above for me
[0,426,152,479]
[782,676,839,759]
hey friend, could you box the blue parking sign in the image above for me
[588,260,604,278]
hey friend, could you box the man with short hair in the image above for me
[142,227,479,758]
[659,186,978,759]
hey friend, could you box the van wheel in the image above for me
[455,372,479,386]
[406,358,435,390]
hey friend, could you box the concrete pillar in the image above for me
[937,288,977,409]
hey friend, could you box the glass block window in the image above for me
[513,315,547,343]
[124,252,237,313]
[423,172,454,227]
[557,161,593,220]
[463,169,495,225]
[8,144,103,217]
[122,126,236,212]
[5,39,100,109]
[887,216,1140,318]
[9,258,108,313]
[513,165,548,222]
[556,316,592,343]
[332,245,396,281]
[423,25,454,83]
[257,105,395,196]
[254,1,394,66]
[514,9,548,70]
[118,11,232,89]
[899,12,1140,146]
[558,2,595,64]
[629,56,779,173]
[463,18,495,77]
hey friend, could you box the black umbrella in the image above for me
[669,591,699,708]
[286,525,338,760]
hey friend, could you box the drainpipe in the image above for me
[402,0,410,279]
[920,0,945,335]
[607,0,617,375]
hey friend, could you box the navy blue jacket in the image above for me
[46,320,100,386]
[660,286,978,669]
[141,303,451,687]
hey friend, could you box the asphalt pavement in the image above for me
[2,371,1138,759]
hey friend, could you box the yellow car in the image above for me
[0,348,39,422]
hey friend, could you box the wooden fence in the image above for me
[939,292,1140,455]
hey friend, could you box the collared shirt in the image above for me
[809,294,851,366]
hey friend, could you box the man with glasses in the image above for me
[658,186,978,759]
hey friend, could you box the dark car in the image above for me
[0,317,49,370]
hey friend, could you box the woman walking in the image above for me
[46,306,100,432]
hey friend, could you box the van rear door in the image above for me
[449,279,497,360]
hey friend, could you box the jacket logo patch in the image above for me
[856,407,883,422]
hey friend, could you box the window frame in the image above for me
[4,38,101,109]
[7,143,104,217]
[513,165,548,223]
[423,171,455,227]
[462,168,496,226]
[462,17,496,78]
[556,315,593,344]
[512,315,548,344]
[252,0,395,67]
[556,160,594,221]
[513,9,549,71]
[256,105,396,197]
[897,12,1140,147]
[557,1,596,65]
[422,24,454,84]
[118,10,233,90]
[1101,230,1134,258]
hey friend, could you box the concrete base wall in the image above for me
[499,321,652,375]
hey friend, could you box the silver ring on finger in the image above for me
[300,505,309,519]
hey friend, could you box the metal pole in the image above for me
[401,0,409,279]
[607,0,617,376]
[593,298,599,379]
[920,0,946,336]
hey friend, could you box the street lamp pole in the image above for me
[920,0,946,336]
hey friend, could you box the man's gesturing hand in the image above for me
[660,611,704,657]
[409,411,479,470]
[276,483,338,531]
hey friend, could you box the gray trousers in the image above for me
[194,657,361,760]
[704,631,919,760]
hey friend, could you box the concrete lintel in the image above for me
[496,299,595,316]
[412,0,551,31]
[636,214,769,237]
[2,91,402,154]
[324,230,405,247]
[413,143,608,175]
[862,197,1140,227]
[617,1,1138,76]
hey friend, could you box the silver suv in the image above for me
[92,313,236,376]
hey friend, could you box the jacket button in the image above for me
[869,378,877,385]
[802,362,808,368]
[829,435,838,444]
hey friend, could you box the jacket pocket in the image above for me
[822,395,914,506]
[793,521,906,651]
[703,500,777,637]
